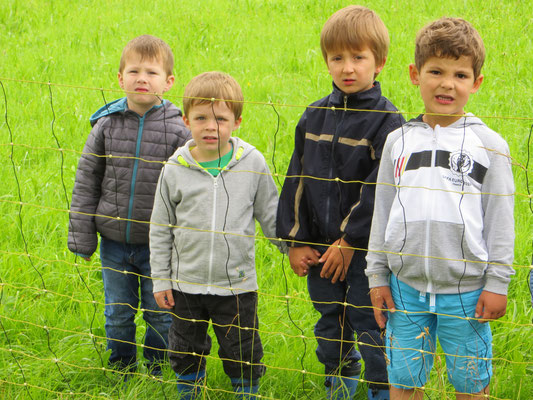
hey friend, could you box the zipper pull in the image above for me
[344,95,347,111]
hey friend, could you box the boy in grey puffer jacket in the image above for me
[68,35,190,376]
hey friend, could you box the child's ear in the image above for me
[409,64,420,85]
[374,57,387,76]
[164,75,175,92]
[182,115,190,129]
[117,72,124,89]
[471,74,484,93]
[233,116,243,131]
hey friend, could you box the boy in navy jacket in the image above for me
[277,6,404,399]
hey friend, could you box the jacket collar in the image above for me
[329,81,383,109]
[90,97,168,126]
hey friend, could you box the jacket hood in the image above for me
[171,136,256,170]
[90,98,178,126]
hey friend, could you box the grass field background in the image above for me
[0,0,531,398]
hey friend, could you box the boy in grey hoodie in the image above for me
[150,71,285,399]
[365,18,514,399]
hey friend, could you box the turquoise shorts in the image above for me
[386,275,492,393]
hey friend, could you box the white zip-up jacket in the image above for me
[150,137,285,295]
[366,115,515,295]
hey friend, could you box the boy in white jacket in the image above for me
[365,18,514,400]
[150,72,284,399]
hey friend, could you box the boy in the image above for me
[366,18,515,399]
[276,6,404,400]
[150,71,285,399]
[68,35,191,376]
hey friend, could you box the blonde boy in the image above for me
[366,18,514,399]
[68,35,190,376]
[150,72,285,399]
[277,5,404,400]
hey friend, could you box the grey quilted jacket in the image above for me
[68,98,191,257]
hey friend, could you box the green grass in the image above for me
[0,0,532,398]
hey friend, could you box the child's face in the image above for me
[183,101,242,162]
[409,56,483,128]
[326,45,385,94]
[118,52,174,116]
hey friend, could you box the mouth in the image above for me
[135,88,149,93]
[436,95,454,104]
[343,79,355,85]
[203,135,218,142]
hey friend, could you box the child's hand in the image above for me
[475,290,507,322]
[319,238,354,283]
[154,290,175,310]
[370,286,396,329]
[288,246,321,277]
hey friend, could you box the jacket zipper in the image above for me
[324,95,348,243]
[206,176,219,294]
[424,125,438,294]
[126,114,146,242]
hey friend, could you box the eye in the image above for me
[456,73,467,79]
[429,70,440,75]
[216,116,228,122]
[330,56,342,62]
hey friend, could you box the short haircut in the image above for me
[183,72,244,119]
[119,35,174,76]
[320,5,389,66]
[415,17,485,79]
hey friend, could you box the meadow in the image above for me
[0,0,531,398]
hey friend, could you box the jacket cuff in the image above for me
[341,233,367,251]
[152,279,173,294]
[367,272,390,288]
[73,252,92,259]
[483,278,509,296]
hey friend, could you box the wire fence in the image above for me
[0,78,531,399]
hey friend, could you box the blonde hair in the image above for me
[183,72,244,119]
[320,5,389,66]
[415,17,485,79]
[119,35,174,76]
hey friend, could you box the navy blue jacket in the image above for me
[276,82,404,251]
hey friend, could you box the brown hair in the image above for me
[320,5,389,67]
[119,35,174,76]
[183,72,244,119]
[415,17,485,79]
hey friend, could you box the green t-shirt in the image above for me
[197,147,234,177]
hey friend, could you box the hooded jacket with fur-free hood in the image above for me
[366,115,515,295]
[68,98,190,257]
[150,137,285,296]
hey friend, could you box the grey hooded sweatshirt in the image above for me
[150,137,285,296]
[68,98,190,257]
[366,115,515,295]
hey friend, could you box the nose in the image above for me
[440,76,454,89]
[342,59,355,74]
[206,117,218,130]
[136,72,148,83]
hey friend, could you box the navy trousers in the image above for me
[307,249,388,387]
